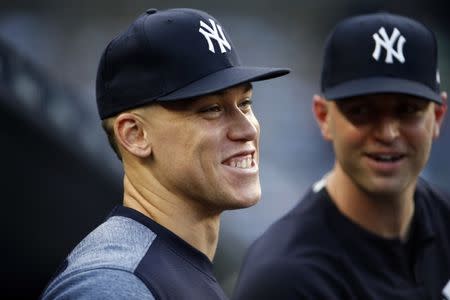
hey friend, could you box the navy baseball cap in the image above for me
[96,8,290,119]
[321,12,441,103]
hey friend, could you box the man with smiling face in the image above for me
[41,8,289,300]
[234,12,450,300]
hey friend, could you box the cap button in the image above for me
[146,8,158,15]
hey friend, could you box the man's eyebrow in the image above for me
[214,83,253,96]
[243,82,253,93]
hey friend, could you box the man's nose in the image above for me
[373,115,400,143]
[227,111,259,142]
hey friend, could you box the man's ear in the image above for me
[114,113,152,158]
[433,92,448,139]
[312,94,332,141]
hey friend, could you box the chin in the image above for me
[364,179,411,198]
[223,189,261,210]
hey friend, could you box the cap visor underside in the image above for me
[323,77,441,103]
[157,66,290,101]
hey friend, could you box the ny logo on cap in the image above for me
[372,27,406,64]
[199,19,231,54]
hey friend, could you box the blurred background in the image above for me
[1,0,448,298]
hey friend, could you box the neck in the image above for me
[122,172,221,261]
[326,166,415,241]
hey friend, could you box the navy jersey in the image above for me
[42,206,228,300]
[233,177,450,300]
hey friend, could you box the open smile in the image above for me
[221,151,258,172]
[364,152,406,173]
[223,154,254,169]
[365,153,406,163]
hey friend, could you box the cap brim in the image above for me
[323,77,441,103]
[157,66,290,101]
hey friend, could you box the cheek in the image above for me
[404,117,436,145]
[152,125,199,165]
[331,118,365,149]
[184,127,222,170]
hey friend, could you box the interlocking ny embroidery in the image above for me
[372,27,406,64]
[199,19,231,53]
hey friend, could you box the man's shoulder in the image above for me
[64,215,157,274]
[41,216,158,299]
[234,181,353,299]
[416,177,450,220]
[417,177,450,206]
[248,184,335,258]
[416,178,450,242]
[41,268,155,300]
[233,253,346,300]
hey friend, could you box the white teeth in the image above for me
[371,154,402,162]
[225,155,253,169]
[379,155,393,160]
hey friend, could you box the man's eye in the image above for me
[239,99,253,110]
[402,105,417,114]
[400,104,420,114]
[337,103,371,124]
[201,105,222,113]
[344,105,369,116]
[396,97,429,115]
